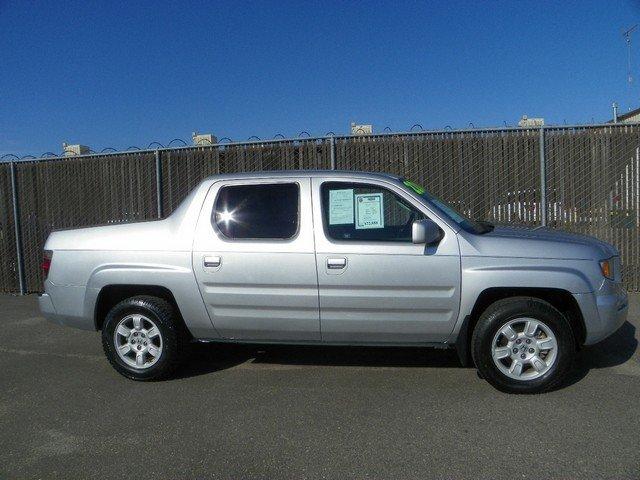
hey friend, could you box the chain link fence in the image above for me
[1,124,639,293]
[336,129,543,226]
[0,163,18,292]
[161,140,330,214]
[545,125,640,290]
[14,153,158,292]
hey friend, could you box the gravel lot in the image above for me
[0,293,639,479]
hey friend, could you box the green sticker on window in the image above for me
[403,180,426,195]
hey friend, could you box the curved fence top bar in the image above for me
[1,122,639,163]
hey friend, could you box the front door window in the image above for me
[320,182,426,242]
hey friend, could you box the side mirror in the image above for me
[412,219,442,245]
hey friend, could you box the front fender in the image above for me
[448,256,601,342]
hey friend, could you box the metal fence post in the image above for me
[9,162,26,295]
[155,150,163,219]
[539,127,547,227]
[329,136,336,170]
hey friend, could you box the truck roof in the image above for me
[204,170,402,182]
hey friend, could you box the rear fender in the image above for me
[85,255,219,338]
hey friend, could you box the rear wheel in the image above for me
[471,297,575,394]
[102,296,183,381]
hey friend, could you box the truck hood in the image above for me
[459,226,618,260]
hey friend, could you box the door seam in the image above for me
[309,177,324,341]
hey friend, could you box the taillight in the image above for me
[42,250,53,279]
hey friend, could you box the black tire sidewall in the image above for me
[102,297,179,381]
[472,298,575,394]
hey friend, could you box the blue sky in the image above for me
[1,0,640,156]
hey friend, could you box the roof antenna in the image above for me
[623,24,638,110]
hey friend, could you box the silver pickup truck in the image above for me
[38,171,628,393]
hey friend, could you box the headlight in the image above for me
[600,258,614,280]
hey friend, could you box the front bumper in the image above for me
[574,284,628,345]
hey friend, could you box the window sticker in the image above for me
[355,193,384,229]
[329,189,354,225]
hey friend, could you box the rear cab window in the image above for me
[212,183,299,240]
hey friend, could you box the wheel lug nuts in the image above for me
[143,342,147,346]
[520,353,526,359]
[512,348,518,354]
[529,348,534,353]
[516,339,521,344]
[137,345,142,350]
[526,339,531,344]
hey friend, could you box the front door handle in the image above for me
[203,255,222,268]
[327,257,347,269]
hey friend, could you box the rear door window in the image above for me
[213,183,299,240]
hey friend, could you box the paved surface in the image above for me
[0,294,639,479]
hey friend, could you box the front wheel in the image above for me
[471,297,575,394]
[102,296,182,381]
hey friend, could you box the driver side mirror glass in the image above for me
[412,219,441,245]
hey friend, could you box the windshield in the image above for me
[401,179,493,234]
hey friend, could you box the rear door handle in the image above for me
[327,257,347,269]
[203,255,222,268]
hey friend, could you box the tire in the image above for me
[101,295,183,381]
[471,296,575,394]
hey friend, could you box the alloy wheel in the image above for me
[113,314,163,369]
[491,317,558,381]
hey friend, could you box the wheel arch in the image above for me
[94,284,191,339]
[456,287,586,366]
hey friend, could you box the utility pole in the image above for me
[623,24,638,110]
